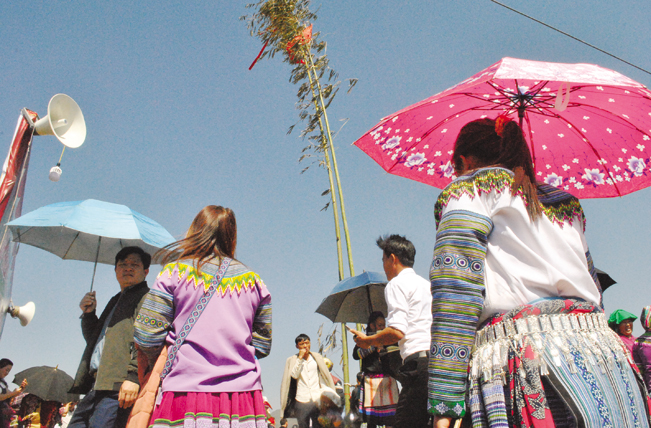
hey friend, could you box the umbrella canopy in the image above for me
[316,271,387,324]
[354,57,651,199]
[595,268,616,292]
[13,366,79,403]
[7,199,174,264]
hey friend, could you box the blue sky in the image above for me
[0,0,649,410]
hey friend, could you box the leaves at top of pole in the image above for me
[242,0,357,177]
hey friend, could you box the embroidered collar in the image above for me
[435,167,585,230]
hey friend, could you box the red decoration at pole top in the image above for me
[286,24,313,64]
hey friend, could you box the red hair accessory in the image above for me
[495,115,511,137]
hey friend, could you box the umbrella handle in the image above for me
[89,236,101,292]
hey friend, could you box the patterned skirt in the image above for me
[359,373,399,425]
[148,390,267,428]
[469,298,651,428]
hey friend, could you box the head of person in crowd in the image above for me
[0,358,12,380]
[608,309,638,337]
[640,306,651,334]
[317,386,341,412]
[356,371,364,386]
[279,418,288,428]
[376,234,415,281]
[295,333,311,353]
[20,394,41,417]
[323,357,333,372]
[114,246,151,290]
[158,205,237,272]
[365,311,386,334]
[452,116,541,221]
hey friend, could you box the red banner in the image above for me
[0,111,37,335]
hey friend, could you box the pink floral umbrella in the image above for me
[354,57,651,198]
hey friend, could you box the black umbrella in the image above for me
[316,271,388,323]
[13,366,79,403]
[596,268,616,292]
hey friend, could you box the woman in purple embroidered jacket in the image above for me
[634,306,651,394]
[429,118,650,428]
[134,205,271,428]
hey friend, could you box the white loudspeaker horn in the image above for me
[33,94,86,148]
[8,302,35,327]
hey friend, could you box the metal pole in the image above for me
[89,236,101,292]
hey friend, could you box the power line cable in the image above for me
[489,0,651,76]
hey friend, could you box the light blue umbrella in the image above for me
[316,271,388,323]
[6,199,175,291]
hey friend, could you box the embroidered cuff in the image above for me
[428,399,466,418]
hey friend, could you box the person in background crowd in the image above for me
[316,387,342,428]
[609,309,638,355]
[13,394,41,428]
[0,359,26,428]
[350,235,432,428]
[55,402,76,428]
[348,373,363,428]
[134,205,272,428]
[634,306,651,394]
[69,247,151,428]
[352,311,398,428]
[280,334,335,428]
[263,396,274,428]
[322,358,343,400]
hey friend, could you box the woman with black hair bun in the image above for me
[428,117,649,428]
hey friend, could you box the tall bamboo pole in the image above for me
[304,52,365,364]
[305,52,355,278]
[302,44,359,413]
[303,62,352,414]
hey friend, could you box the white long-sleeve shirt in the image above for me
[291,354,321,403]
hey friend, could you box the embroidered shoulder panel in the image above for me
[435,168,519,225]
[158,261,264,297]
[537,183,586,231]
[435,168,585,230]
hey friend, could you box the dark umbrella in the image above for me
[596,268,616,292]
[316,271,388,323]
[13,366,79,403]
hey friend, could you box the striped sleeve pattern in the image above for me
[134,288,174,349]
[252,297,272,358]
[357,346,376,359]
[428,209,492,418]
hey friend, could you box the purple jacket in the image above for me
[633,306,651,393]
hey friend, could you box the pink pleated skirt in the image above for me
[148,390,267,428]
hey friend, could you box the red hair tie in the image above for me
[495,115,511,137]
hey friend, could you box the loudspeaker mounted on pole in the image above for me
[7,301,35,327]
[22,94,87,181]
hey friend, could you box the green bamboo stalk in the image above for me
[305,51,356,278]
[303,64,351,414]
[301,44,355,414]
[303,63,344,280]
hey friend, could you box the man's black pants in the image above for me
[294,400,320,428]
[395,352,430,428]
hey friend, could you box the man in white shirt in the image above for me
[280,334,335,428]
[351,234,433,428]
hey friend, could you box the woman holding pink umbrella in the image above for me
[429,117,649,428]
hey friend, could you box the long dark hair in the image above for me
[156,205,237,272]
[452,117,541,220]
[365,311,385,334]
